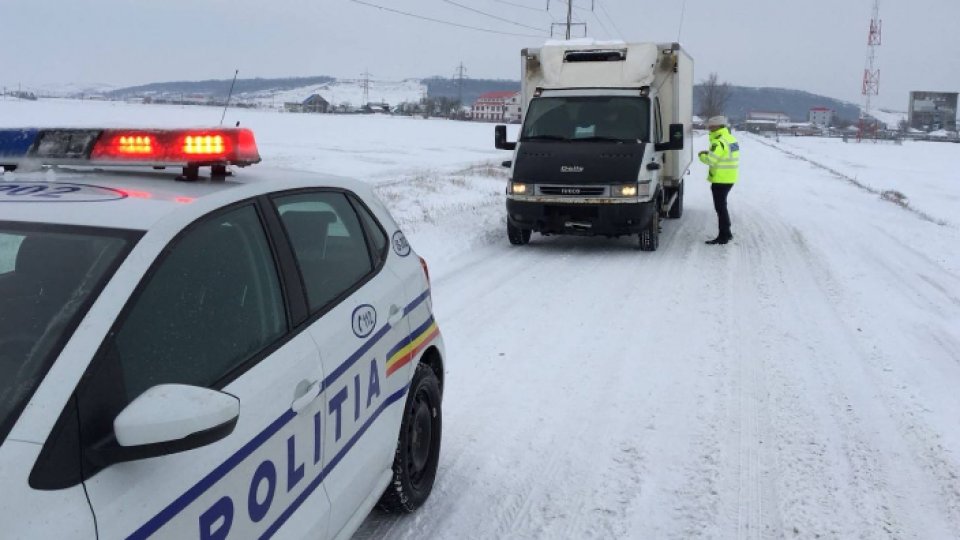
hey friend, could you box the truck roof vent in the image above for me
[563,49,627,63]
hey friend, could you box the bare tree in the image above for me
[696,73,731,120]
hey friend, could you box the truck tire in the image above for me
[668,182,684,219]
[378,363,443,513]
[638,209,660,251]
[507,221,531,245]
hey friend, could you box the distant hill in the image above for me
[100,75,869,123]
[105,76,336,100]
[720,86,861,123]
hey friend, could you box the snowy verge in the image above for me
[374,162,508,278]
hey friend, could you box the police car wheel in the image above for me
[507,221,531,245]
[378,363,442,513]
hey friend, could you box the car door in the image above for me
[270,190,410,537]
[73,202,332,539]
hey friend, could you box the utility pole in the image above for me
[550,0,585,39]
[361,70,372,108]
[455,62,467,107]
[858,0,881,142]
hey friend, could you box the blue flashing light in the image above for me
[0,129,39,161]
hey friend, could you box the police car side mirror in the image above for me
[495,125,516,150]
[103,384,239,464]
[654,123,685,152]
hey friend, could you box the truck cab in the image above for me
[496,42,693,251]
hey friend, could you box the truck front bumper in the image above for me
[506,199,656,237]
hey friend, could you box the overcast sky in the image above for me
[2,0,958,111]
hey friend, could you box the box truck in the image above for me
[495,41,693,251]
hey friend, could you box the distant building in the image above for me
[472,91,521,122]
[363,102,391,114]
[747,111,791,124]
[743,111,789,133]
[284,94,330,113]
[908,91,957,131]
[808,107,834,127]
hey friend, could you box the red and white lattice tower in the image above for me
[858,0,881,141]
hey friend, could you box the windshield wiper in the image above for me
[574,136,637,143]
[521,134,569,141]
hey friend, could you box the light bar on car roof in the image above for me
[0,127,261,178]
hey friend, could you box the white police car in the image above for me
[0,128,445,539]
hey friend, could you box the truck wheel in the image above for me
[638,211,660,251]
[668,183,684,219]
[507,221,531,245]
[378,363,443,513]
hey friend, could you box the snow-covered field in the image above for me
[3,99,960,539]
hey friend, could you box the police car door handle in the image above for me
[291,380,322,413]
[388,304,404,325]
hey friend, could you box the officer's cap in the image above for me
[707,116,728,128]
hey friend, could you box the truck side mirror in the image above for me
[655,123,685,152]
[495,125,516,150]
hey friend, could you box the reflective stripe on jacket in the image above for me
[699,127,740,184]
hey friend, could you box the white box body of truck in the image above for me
[496,40,693,250]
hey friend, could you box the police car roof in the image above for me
[0,167,372,231]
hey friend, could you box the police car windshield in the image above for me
[520,96,650,142]
[0,223,133,445]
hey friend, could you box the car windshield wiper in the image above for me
[521,134,570,141]
[574,136,637,143]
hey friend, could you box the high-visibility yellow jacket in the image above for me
[699,127,740,184]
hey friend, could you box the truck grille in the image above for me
[538,186,606,196]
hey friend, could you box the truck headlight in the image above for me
[509,182,529,195]
[615,183,638,197]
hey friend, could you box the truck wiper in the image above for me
[574,136,636,143]
[521,134,570,141]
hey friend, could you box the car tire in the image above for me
[378,363,443,513]
[668,182,684,219]
[507,221,531,245]
[638,210,660,252]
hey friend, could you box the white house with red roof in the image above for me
[472,91,521,123]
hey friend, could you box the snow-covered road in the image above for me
[359,133,960,539]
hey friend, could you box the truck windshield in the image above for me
[0,223,134,446]
[521,96,650,142]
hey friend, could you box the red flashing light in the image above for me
[92,132,161,160]
[175,196,195,204]
[181,134,228,156]
[90,128,260,166]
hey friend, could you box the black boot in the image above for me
[705,236,730,245]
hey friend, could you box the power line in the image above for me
[350,0,546,38]
[493,0,545,12]
[586,3,612,38]
[441,0,548,33]
[596,0,625,40]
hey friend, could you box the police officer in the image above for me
[698,116,740,245]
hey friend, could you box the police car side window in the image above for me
[350,195,388,268]
[109,204,286,402]
[274,191,374,313]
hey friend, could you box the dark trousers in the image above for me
[711,183,734,239]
